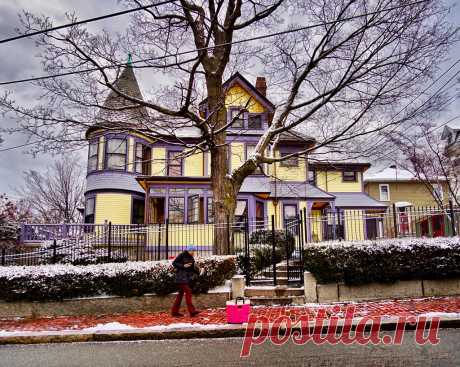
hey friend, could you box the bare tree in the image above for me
[19,157,85,223]
[387,122,459,207]
[0,0,457,253]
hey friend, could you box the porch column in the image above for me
[331,201,337,241]
[144,186,151,224]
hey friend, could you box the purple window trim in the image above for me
[247,113,264,130]
[104,137,128,172]
[167,150,183,177]
[342,170,358,182]
[227,107,247,129]
[87,139,99,173]
[282,202,298,226]
[84,196,96,224]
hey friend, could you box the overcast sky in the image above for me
[0,0,459,198]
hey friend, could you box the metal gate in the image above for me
[241,209,307,287]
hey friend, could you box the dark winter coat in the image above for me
[172,251,199,284]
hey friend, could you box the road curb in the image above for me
[1,318,460,345]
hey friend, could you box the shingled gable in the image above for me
[199,72,276,112]
[89,63,149,134]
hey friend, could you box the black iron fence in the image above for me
[3,203,460,272]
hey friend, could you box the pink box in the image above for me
[226,298,251,324]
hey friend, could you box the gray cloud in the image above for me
[0,0,459,196]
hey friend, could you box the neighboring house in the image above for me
[364,167,450,237]
[442,123,460,173]
[83,64,386,242]
[364,167,448,207]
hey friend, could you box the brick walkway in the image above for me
[1,296,460,333]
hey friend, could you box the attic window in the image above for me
[248,114,262,129]
[230,108,245,128]
[342,171,357,182]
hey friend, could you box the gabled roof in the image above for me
[363,167,447,182]
[200,72,275,112]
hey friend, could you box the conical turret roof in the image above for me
[95,63,149,128]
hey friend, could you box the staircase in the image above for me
[244,260,305,305]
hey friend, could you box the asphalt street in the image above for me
[0,329,459,367]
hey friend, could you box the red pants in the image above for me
[171,284,196,315]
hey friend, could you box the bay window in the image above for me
[106,138,127,170]
[84,197,95,224]
[88,141,98,172]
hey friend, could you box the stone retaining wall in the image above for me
[304,271,460,303]
[0,291,231,318]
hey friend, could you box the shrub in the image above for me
[303,237,460,286]
[236,230,295,274]
[0,256,236,301]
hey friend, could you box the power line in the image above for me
[0,0,429,86]
[352,57,460,154]
[0,0,178,45]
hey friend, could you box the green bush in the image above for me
[0,256,236,301]
[303,237,460,286]
[235,230,295,275]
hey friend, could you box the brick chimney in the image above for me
[255,77,267,96]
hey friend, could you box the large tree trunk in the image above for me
[206,73,239,255]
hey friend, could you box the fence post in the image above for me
[136,223,140,261]
[449,200,456,236]
[1,248,5,266]
[303,207,308,243]
[165,218,169,260]
[299,211,304,284]
[244,216,251,286]
[392,203,398,238]
[271,215,277,286]
[226,214,231,254]
[107,222,112,262]
[156,223,161,261]
[52,239,57,264]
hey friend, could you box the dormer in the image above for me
[200,72,275,134]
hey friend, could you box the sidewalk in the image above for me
[1,296,460,344]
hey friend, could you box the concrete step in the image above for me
[245,287,304,298]
[275,264,303,272]
[249,296,305,306]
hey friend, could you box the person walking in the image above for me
[171,245,201,317]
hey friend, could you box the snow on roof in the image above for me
[363,167,447,182]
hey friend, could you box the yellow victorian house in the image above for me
[82,66,386,246]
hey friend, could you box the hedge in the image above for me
[303,237,460,286]
[0,256,236,301]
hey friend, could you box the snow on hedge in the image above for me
[0,256,236,301]
[303,237,460,286]
[306,236,460,250]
